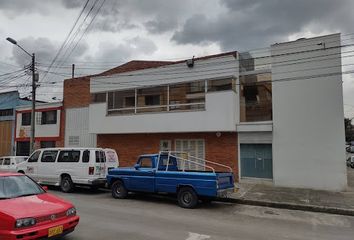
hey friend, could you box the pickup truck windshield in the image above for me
[0,176,44,199]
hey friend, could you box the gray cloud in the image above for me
[145,15,178,34]
[0,0,55,17]
[88,36,158,63]
[172,0,354,51]
[9,37,88,68]
[59,0,193,34]
[61,0,85,9]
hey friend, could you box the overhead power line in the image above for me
[43,0,100,83]
[34,42,354,85]
[35,32,354,66]
[59,0,106,66]
[41,0,90,82]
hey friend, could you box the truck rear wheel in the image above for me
[177,187,198,209]
[112,180,128,199]
[60,175,74,193]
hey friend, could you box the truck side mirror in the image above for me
[134,164,140,170]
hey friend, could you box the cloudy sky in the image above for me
[0,0,354,116]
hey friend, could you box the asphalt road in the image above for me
[47,187,354,240]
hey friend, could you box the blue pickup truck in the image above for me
[107,152,235,208]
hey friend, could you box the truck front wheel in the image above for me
[177,187,198,208]
[112,180,128,199]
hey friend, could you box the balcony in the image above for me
[89,90,237,134]
[240,72,273,122]
[91,78,235,116]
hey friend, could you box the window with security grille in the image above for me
[41,110,57,125]
[21,112,31,126]
[0,109,13,116]
[175,139,205,171]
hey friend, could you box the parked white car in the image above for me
[0,156,28,173]
[17,148,119,192]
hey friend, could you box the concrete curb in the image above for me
[220,197,354,217]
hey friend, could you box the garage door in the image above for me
[240,144,273,179]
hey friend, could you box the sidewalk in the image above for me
[225,168,354,216]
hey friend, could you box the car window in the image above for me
[139,158,152,168]
[105,150,117,163]
[100,151,106,163]
[3,159,10,165]
[72,151,80,162]
[95,151,105,163]
[58,151,81,163]
[82,150,90,163]
[0,175,44,199]
[28,151,40,162]
[41,150,58,163]
[0,158,3,165]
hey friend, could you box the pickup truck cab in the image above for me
[107,152,235,208]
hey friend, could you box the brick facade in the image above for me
[97,132,238,178]
[63,76,91,109]
[56,106,66,147]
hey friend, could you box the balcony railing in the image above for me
[107,102,206,115]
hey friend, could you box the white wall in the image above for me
[271,33,347,191]
[89,91,237,134]
[65,107,97,147]
[16,103,62,138]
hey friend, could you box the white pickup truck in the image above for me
[0,156,28,173]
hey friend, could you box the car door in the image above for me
[129,156,155,192]
[56,150,81,183]
[104,149,119,174]
[25,150,41,181]
[39,150,59,184]
[9,158,17,172]
[94,150,105,179]
[99,150,107,178]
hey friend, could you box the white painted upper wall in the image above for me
[89,91,237,134]
[271,33,347,191]
[65,107,97,147]
[89,54,240,133]
[90,54,239,93]
[15,102,62,138]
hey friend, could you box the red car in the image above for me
[0,172,79,239]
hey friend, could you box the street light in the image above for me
[6,37,37,154]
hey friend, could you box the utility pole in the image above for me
[30,53,36,153]
[72,64,75,78]
[6,37,37,154]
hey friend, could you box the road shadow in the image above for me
[48,186,235,209]
[47,185,110,195]
[126,192,235,210]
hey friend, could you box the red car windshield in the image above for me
[0,175,44,199]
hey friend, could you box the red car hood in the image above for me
[0,193,72,219]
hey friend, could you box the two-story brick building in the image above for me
[15,102,64,155]
[62,33,347,191]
